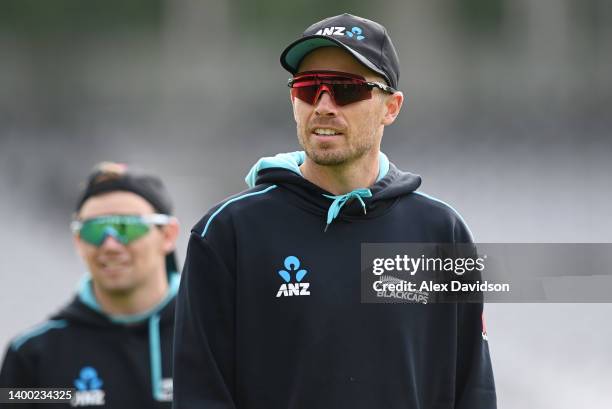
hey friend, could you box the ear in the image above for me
[161,217,180,254]
[381,91,404,126]
[73,234,85,258]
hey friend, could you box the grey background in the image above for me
[1,0,611,407]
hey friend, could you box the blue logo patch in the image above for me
[74,366,104,391]
[276,256,311,297]
[278,256,308,283]
[346,26,365,41]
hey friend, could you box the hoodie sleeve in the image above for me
[0,345,37,409]
[455,303,497,409]
[451,214,497,408]
[0,345,36,388]
[173,231,237,409]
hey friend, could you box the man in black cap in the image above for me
[0,162,180,408]
[174,14,496,409]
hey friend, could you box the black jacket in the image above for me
[173,151,496,409]
[0,272,179,408]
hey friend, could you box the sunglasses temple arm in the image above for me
[70,220,82,233]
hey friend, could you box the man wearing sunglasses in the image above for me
[0,162,180,408]
[175,13,496,409]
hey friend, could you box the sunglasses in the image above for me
[71,214,171,247]
[288,70,396,106]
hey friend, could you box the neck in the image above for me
[300,149,380,195]
[93,271,168,317]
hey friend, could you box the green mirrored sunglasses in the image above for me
[71,214,171,247]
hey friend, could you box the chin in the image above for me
[99,283,136,297]
[306,147,353,166]
[93,274,134,294]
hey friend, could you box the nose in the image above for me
[99,235,124,249]
[314,89,338,117]
[98,227,125,249]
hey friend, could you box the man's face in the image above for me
[74,191,174,296]
[291,47,399,166]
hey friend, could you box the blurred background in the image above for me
[1,0,611,407]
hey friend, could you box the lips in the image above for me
[99,262,130,275]
[97,254,131,274]
[312,127,342,136]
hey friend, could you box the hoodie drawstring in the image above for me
[148,314,165,401]
[323,188,372,231]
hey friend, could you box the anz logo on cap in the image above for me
[315,26,365,41]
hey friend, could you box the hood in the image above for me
[245,151,421,230]
[53,271,180,327]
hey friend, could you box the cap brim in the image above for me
[280,35,392,86]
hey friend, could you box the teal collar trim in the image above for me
[245,151,305,188]
[78,272,180,324]
[322,188,373,231]
[377,151,390,182]
[245,150,389,231]
[245,151,390,188]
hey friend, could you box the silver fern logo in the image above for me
[374,275,429,304]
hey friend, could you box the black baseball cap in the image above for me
[75,162,179,273]
[75,162,173,215]
[280,13,400,89]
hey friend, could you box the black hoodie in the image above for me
[0,273,179,408]
[173,151,496,409]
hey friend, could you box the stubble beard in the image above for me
[297,127,376,166]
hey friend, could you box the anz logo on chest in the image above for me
[276,256,310,297]
[71,366,105,407]
[315,26,365,41]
